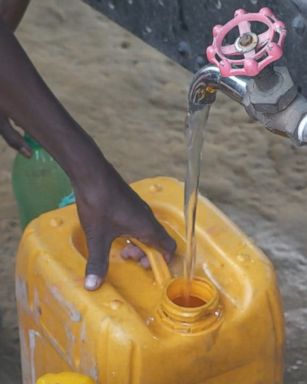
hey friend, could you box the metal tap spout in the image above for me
[188,65,248,112]
[188,7,307,145]
[188,64,307,146]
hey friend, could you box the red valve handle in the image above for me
[206,7,287,77]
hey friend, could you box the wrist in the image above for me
[70,154,115,196]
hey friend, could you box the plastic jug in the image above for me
[16,177,284,384]
[12,134,72,229]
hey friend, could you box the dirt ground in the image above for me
[0,0,306,382]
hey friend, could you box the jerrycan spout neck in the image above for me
[132,240,221,333]
[158,277,221,333]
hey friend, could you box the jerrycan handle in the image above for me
[130,239,172,288]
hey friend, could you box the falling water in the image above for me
[183,104,211,303]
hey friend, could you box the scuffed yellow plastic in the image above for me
[17,177,285,384]
[37,372,95,384]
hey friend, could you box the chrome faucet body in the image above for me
[188,64,307,145]
[188,64,247,110]
[188,7,307,145]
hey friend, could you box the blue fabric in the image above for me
[58,191,76,208]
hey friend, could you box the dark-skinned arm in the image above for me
[0,18,176,289]
[0,0,32,155]
[0,0,31,31]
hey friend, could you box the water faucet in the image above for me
[188,7,307,145]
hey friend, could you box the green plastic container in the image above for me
[12,134,72,229]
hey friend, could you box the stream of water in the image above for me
[183,104,211,304]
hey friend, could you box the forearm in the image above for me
[0,0,30,31]
[0,18,110,191]
[0,13,177,290]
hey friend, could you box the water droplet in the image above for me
[178,41,191,57]
[108,1,115,10]
[127,0,133,4]
[149,184,163,192]
[145,26,152,34]
[50,217,63,227]
[110,299,123,310]
[216,0,222,9]
[158,0,165,6]
[237,253,253,263]
[292,15,305,36]
[195,55,205,69]
[145,316,155,326]
[250,0,258,4]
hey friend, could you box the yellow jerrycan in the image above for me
[37,372,95,384]
[16,177,284,384]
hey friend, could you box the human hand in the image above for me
[75,162,176,291]
[0,19,176,292]
[0,114,31,157]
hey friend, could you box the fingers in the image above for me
[139,256,150,269]
[136,222,177,264]
[0,117,31,157]
[121,225,176,269]
[121,203,177,267]
[75,176,177,291]
[121,243,146,261]
[121,243,150,269]
[84,229,114,291]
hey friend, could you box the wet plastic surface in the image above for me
[16,177,284,384]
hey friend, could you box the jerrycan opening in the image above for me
[167,278,213,308]
[172,294,205,308]
[159,277,221,332]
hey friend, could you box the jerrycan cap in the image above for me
[132,240,222,333]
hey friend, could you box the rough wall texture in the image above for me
[84,0,307,94]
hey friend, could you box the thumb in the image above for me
[0,117,32,158]
[84,228,114,291]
